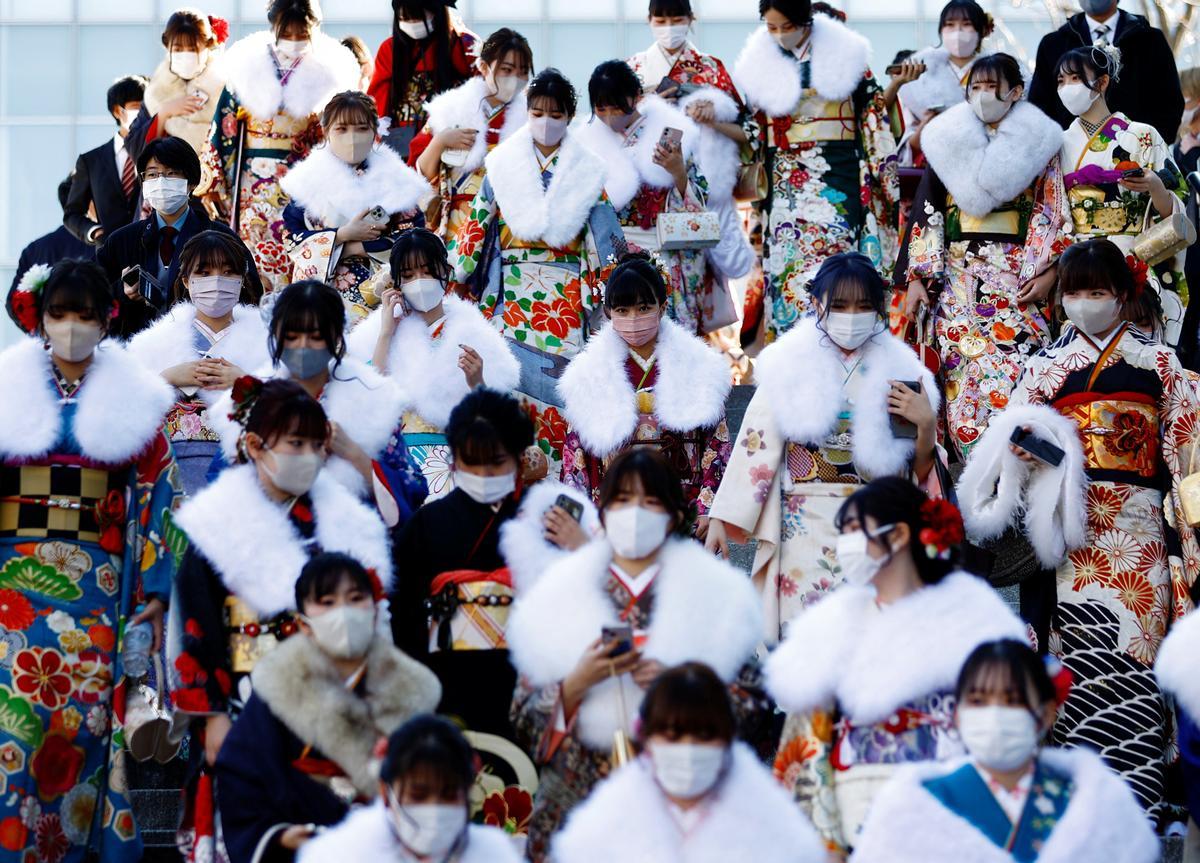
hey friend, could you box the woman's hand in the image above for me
[561,639,641,716]
[632,659,665,689]
[380,287,403,337]
[904,279,930,320]
[196,357,244,391]
[159,91,209,119]
[1009,427,1043,467]
[163,361,203,389]
[205,713,232,766]
[436,127,478,152]
[278,825,317,851]
[130,598,166,651]
[883,60,925,110]
[1016,266,1057,305]
[889,380,935,440]
[908,109,939,158]
[543,506,589,551]
[328,422,373,481]
[653,139,688,194]
[1121,169,1176,219]
[704,518,731,558]
[685,100,716,126]
[458,344,484,388]
[335,209,385,244]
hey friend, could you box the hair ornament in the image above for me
[10,264,52,334]
[918,497,965,560]
[1044,654,1073,707]
[208,15,230,44]
[1125,254,1150,298]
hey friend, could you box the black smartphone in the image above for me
[885,62,926,76]
[121,266,142,288]
[1010,427,1065,467]
[889,380,921,440]
[655,76,680,98]
[1122,167,1145,180]
[601,625,634,658]
[553,494,584,523]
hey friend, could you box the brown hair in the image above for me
[638,663,735,744]
[321,90,378,130]
[162,7,217,50]
[240,378,328,460]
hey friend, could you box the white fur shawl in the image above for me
[921,101,1063,217]
[558,318,730,457]
[175,464,394,618]
[221,30,359,121]
[851,749,1160,863]
[346,296,519,429]
[499,481,601,595]
[957,403,1088,568]
[483,126,607,248]
[553,743,826,863]
[507,538,762,751]
[251,635,440,797]
[143,55,226,151]
[0,338,173,465]
[676,87,741,204]
[1156,611,1200,723]
[897,47,971,120]
[765,572,1025,724]
[733,18,870,118]
[754,318,939,479]
[298,802,521,863]
[424,76,528,176]
[280,143,431,228]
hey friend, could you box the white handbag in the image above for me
[655,211,721,251]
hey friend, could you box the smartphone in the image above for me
[187,88,210,107]
[659,127,683,152]
[553,494,584,523]
[122,266,158,302]
[655,76,681,98]
[363,205,389,226]
[1121,167,1145,180]
[601,625,634,658]
[121,266,142,289]
[889,380,921,440]
[885,62,926,76]
[1010,427,1065,467]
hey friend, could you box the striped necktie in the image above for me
[1094,24,1111,45]
[120,152,136,201]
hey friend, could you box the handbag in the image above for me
[734,159,768,203]
[1180,438,1200,527]
[125,654,184,764]
[700,278,740,333]
[1132,212,1197,266]
[655,211,721,251]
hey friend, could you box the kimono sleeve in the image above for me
[773,707,846,852]
[899,169,947,286]
[696,417,733,518]
[559,429,601,502]
[282,202,338,283]
[1154,346,1200,619]
[125,430,184,609]
[448,177,499,303]
[580,198,625,324]
[172,546,234,716]
[371,427,429,530]
[199,87,242,220]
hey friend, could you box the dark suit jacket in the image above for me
[96,203,260,339]
[1028,11,1183,144]
[5,226,95,332]
[63,137,140,246]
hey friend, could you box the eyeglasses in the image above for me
[142,170,186,181]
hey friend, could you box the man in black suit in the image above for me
[97,136,261,339]
[63,75,148,247]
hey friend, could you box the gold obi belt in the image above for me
[1067,187,1142,236]
[769,96,857,150]
[1053,391,1159,478]
[947,189,1032,239]
[0,464,125,546]
[402,410,441,435]
[225,596,297,674]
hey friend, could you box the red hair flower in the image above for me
[918,498,965,561]
[229,375,264,426]
[1044,655,1073,707]
[208,16,230,44]
[1125,255,1150,297]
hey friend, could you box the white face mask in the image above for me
[1057,81,1099,116]
[121,107,141,129]
[822,311,880,351]
[1062,296,1120,337]
[398,15,433,40]
[260,448,323,497]
[958,705,1040,771]
[651,22,690,52]
[942,29,979,60]
[971,90,1015,124]
[774,28,807,53]
[835,525,895,587]
[170,50,204,80]
[387,793,467,858]
[328,129,375,165]
[142,176,190,215]
[189,275,242,318]
[604,505,672,560]
[275,38,311,59]
[489,72,528,104]
[402,277,445,313]
[302,605,375,659]
[529,115,569,147]
[456,470,515,505]
[649,742,727,800]
[44,320,103,363]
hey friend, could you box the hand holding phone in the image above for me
[1009,427,1065,467]
[1121,167,1146,180]
[601,625,634,658]
[363,206,389,226]
[888,380,922,440]
[654,77,681,100]
[658,127,683,152]
[553,494,584,523]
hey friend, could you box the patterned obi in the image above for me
[426,567,514,653]
[769,95,857,150]
[782,418,863,486]
[224,595,297,674]
[1053,391,1159,479]
[946,188,1033,241]
[0,463,125,547]
[245,112,310,152]
[1066,186,1146,237]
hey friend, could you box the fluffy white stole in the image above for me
[250,635,440,797]
[957,403,1088,568]
[676,86,741,204]
[765,572,1025,724]
[143,55,226,150]
[298,802,521,863]
[220,30,359,121]
[553,744,826,863]
[346,296,520,429]
[733,17,870,118]
[424,76,528,176]
[753,319,940,479]
[1156,611,1200,722]
[499,481,601,595]
[175,464,394,618]
[921,101,1063,218]
[852,749,1160,863]
[897,47,971,119]
[483,126,607,247]
[0,338,173,465]
[506,537,762,751]
[558,318,730,457]
[280,143,431,228]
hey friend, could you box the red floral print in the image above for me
[31,737,84,801]
[12,649,73,710]
[0,591,34,631]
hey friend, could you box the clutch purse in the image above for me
[1181,443,1200,527]
[734,158,768,203]
[656,211,720,251]
[1132,213,1197,266]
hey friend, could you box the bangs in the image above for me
[826,274,872,305]
[529,93,566,114]
[43,280,104,316]
[324,101,375,128]
[276,305,321,337]
[961,658,1020,698]
[643,689,731,741]
[452,420,507,466]
[394,241,450,281]
[191,242,241,275]
[298,567,371,606]
[940,7,971,26]
[604,275,659,309]
[279,409,328,442]
[1056,52,1094,83]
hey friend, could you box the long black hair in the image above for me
[966,53,1024,93]
[1055,44,1122,89]
[1056,238,1138,307]
[267,280,347,368]
[807,251,887,321]
[388,1,456,121]
[390,228,452,284]
[758,0,812,26]
[381,714,476,793]
[588,60,641,115]
[173,230,262,306]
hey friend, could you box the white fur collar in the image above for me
[853,749,1160,863]
[346,296,520,430]
[1156,612,1200,722]
[553,744,826,863]
[221,30,359,121]
[506,538,762,751]
[754,319,940,479]
[144,55,226,146]
[897,48,973,119]
[174,464,394,618]
[424,76,528,175]
[676,87,741,203]
[733,18,869,117]
[765,572,1025,724]
[499,481,601,595]
[280,143,431,228]
[921,101,1063,217]
[0,338,173,465]
[483,127,607,247]
[558,318,730,456]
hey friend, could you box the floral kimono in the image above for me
[201,31,359,292]
[765,572,1026,853]
[558,317,731,518]
[732,17,899,340]
[280,143,429,322]
[709,319,939,641]
[900,101,1064,458]
[449,128,624,475]
[0,339,182,863]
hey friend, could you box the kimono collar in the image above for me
[279,142,431,227]
[220,29,360,121]
[423,76,528,175]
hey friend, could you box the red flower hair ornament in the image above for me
[918,498,965,561]
[1125,255,1150,299]
[208,16,230,44]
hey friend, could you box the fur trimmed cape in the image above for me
[0,337,173,466]
[897,47,972,121]
[279,142,431,228]
[220,30,359,121]
[1156,610,1200,722]
[424,76,528,176]
[499,481,601,594]
[765,572,1025,724]
[506,537,762,751]
[552,743,826,863]
[143,54,226,152]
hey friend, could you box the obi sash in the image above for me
[1053,390,1159,480]
[0,462,126,550]
[769,94,857,150]
[224,595,298,674]
[426,567,514,652]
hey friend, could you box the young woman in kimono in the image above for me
[216,553,440,863]
[766,479,1027,854]
[559,255,732,530]
[413,28,532,243]
[705,253,940,641]
[507,448,765,861]
[732,0,899,340]
[127,231,267,495]
[450,69,624,477]
[854,640,1160,863]
[201,0,360,292]
[553,662,826,863]
[900,54,1063,459]
[0,260,182,863]
[298,715,523,863]
[348,229,520,500]
[281,91,429,323]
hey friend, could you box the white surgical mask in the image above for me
[260,448,323,497]
[275,38,311,59]
[649,742,727,800]
[302,605,375,659]
[386,792,466,859]
[822,311,880,351]
[44,320,102,363]
[1057,81,1099,116]
[170,50,204,80]
[971,90,1014,124]
[490,73,527,104]
[142,176,190,215]
[942,29,979,60]
[456,470,515,505]
[774,28,807,53]
[122,107,141,129]
[188,275,242,318]
[651,23,690,52]
[328,129,375,165]
[529,115,569,147]
[958,705,1040,771]
[1062,296,1120,337]
[604,505,672,560]
[401,277,445,313]
[281,346,333,380]
[835,525,895,587]
[398,15,433,41]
